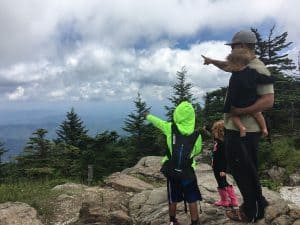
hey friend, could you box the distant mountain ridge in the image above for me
[0,116,125,160]
[0,100,166,160]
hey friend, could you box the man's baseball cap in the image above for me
[225,30,257,45]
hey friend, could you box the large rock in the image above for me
[123,156,165,183]
[51,183,133,225]
[289,173,300,186]
[51,183,104,225]
[64,157,300,225]
[126,156,299,225]
[0,202,44,225]
[2,156,300,225]
[267,166,287,184]
[74,198,132,225]
[280,186,300,207]
[104,172,154,192]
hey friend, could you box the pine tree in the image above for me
[56,107,88,148]
[203,87,227,127]
[251,25,296,74]
[17,128,54,178]
[251,26,300,132]
[0,141,8,181]
[0,141,7,164]
[25,129,51,159]
[294,51,300,81]
[52,142,82,178]
[165,66,197,120]
[123,92,151,155]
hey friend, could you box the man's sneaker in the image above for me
[226,207,251,222]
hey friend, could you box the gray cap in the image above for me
[225,30,257,45]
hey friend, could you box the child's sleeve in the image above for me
[146,114,170,135]
[192,134,202,157]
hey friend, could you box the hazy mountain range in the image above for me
[0,101,166,161]
[0,109,126,160]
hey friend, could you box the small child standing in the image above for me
[145,101,202,225]
[211,120,239,207]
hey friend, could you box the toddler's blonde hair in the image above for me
[211,120,225,141]
[226,48,255,71]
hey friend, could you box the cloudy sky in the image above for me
[0,0,299,117]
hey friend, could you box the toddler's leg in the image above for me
[232,115,246,137]
[253,112,268,137]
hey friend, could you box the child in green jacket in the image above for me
[145,101,202,225]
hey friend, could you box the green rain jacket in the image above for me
[146,101,202,169]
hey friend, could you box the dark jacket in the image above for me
[211,138,226,172]
[224,67,274,113]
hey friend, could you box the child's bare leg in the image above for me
[232,115,246,137]
[253,112,268,137]
[189,202,199,223]
[169,202,177,218]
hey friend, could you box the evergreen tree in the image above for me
[93,139,133,179]
[17,128,54,178]
[56,107,88,148]
[50,142,81,179]
[194,102,205,131]
[0,141,7,164]
[203,87,227,128]
[25,129,51,159]
[251,26,300,133]
[295,51,300,81]
[251,25,296,74]
[82,130,120,180]
[123,92,151,156]
[0,141,8,181]
[165,66,197,120]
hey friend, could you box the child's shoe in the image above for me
[190,219,201,225]
[215,188,230,207]
[170,222,181,225]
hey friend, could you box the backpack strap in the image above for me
[171,123,199,157]
[163,123,178,160]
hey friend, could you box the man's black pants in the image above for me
[224,129,267,221]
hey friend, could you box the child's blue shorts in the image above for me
[167,177,202,203]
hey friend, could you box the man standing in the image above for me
[202,30,274,222]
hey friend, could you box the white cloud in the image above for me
[0,0,291,64]
[0,0,299,105]
[0,40,231,102]
[48,87,71,99]
[7,86,25,100]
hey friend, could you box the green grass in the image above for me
[0,179,69,224]
[260,179,281,191]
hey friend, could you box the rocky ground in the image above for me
[0,156,299,225]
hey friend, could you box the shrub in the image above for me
[259,136,300,172]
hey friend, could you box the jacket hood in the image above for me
[173,101,195,135]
